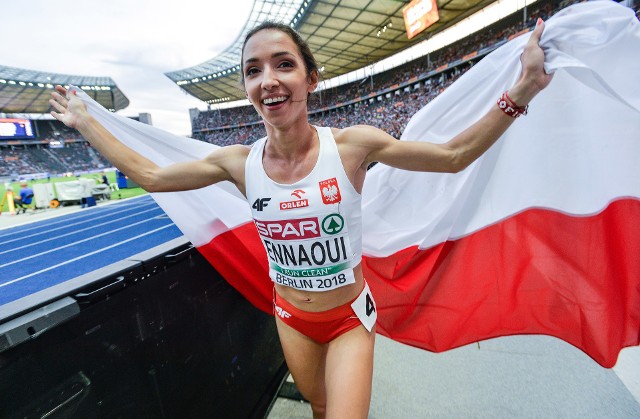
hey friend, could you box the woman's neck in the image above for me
[264,120,317,160]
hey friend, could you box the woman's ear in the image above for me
[307,69,319,93]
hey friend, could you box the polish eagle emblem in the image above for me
[319,178,342,204]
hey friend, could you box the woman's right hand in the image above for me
[49,85,89,130]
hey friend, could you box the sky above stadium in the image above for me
[1,0,254,135]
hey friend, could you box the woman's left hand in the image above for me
[510,18,554,105]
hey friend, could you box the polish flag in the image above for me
[76,1,640,367]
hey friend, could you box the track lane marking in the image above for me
[0,195,153,238]
[0,224,175,288]
[0,207,163,256]
[0,217,174,270]
[0,201,158,245]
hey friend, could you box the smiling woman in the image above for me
[48,11,554,415]
[241,28,318,139]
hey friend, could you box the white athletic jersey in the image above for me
[245,126,363,292]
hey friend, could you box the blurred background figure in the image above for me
[14,182,34,214]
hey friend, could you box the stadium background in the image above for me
[1,0,639,417]
[5,0,625,199]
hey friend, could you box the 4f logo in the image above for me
[275,305,291,319]
[252,198,271,211]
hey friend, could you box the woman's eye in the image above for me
[246,68,259,76]
[279,61,293,68]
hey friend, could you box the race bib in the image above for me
[351,283,377,332]
[256,214,357,292]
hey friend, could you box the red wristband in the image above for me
[497,91,528,118]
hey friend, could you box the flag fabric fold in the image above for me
[76,1,640,367]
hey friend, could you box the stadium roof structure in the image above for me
[165,0,497,104]
[0,65,129,113]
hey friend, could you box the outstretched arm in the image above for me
[345,18,553,174]
[49,86,247,193]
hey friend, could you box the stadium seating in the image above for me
[0,0,615,177]
[191,0,561,147]
[0,119,112,178]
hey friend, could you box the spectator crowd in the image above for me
[3,0,631,176]
[191,0,565,146]
[0,142,111,178]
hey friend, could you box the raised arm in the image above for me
[345,18,553,174]
[49,86,248,194]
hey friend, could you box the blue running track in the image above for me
[0,195,183,306]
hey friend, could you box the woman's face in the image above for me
[242,29,317,129]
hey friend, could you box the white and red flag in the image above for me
[75,1,640,367]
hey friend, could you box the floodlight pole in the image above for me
[366,55,374,92]
[370,68,374,92]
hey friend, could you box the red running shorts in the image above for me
[273,283,376,344]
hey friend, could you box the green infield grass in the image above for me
[0,172,147,214]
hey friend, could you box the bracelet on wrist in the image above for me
[497,91,528,118]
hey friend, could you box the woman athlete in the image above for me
[50,18,552,418]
